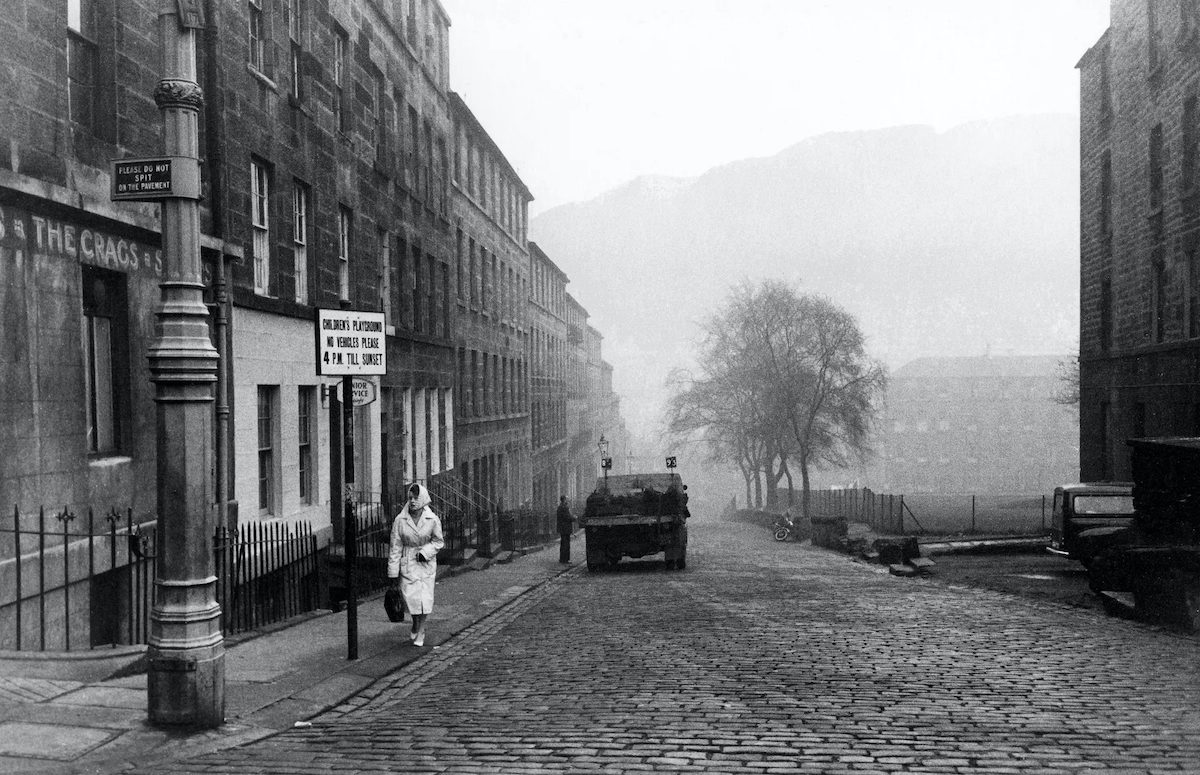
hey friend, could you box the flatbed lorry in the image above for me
[581,473,689,571]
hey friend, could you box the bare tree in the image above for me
[665,279,886,519]
[1052,343,1079,406]
[666,365,775,508]
[722,280,886,519]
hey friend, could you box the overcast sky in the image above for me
[443,0,1111,216]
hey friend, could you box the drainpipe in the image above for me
[214,254,230,530]
[203,0,234,529]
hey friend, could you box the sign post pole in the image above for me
[314,306,385,661]
[343,370,357,661]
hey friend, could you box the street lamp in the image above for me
[626,449,634,474]
[598,434,611,488]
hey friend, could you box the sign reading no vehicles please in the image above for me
[315,309,386,376]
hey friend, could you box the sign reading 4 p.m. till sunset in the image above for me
[315,309,386,376]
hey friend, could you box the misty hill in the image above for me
[531,115,1080,431]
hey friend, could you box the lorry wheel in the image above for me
[587,560,600,572]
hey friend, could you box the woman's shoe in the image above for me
[413,630,425,647]
[409,630,418,642]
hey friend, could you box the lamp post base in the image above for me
[147,645,225,728]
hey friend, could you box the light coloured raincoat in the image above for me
[386,484,444,615]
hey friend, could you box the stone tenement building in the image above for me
[1078,1,1200,480]
[0,0,624,542]
[525,242,631,520]
[867,356,1078,494]
[449,93,533,514]
[528,242,569,516]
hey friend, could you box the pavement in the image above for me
[0,532,585,775]
[918,534,1049,555]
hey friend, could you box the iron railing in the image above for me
[4,485,562,652]
[4,505,329,651]
[214,520,323,637]
[426,471,491,556]
[497,508,555,552]
[0,506,153,651]
[804,488,1050,536]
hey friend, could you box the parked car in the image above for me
[1047,482,1135,566]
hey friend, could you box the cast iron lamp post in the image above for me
[146,0,224,728]
[598,434,610,488]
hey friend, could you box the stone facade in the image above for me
[868,356,1078,494]
[219,0,459,527]
[1078,2,1200,481]
[564,293,596,498]
[0,194,165,514]
[528,242,570,513]
[0,0,627,538]
[0,0,214,517]
[448,92,532,513]
[0,0,464,530]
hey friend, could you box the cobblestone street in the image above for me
[145,515,1200,774]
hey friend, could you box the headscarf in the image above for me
[406,482,432,515]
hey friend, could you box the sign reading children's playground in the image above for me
[315,309,386,376]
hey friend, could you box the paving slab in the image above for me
[0,648,145,682]
[292,672,374,705]
[50,686,145,709]
[0,678,80,704]
[0,721,117,761]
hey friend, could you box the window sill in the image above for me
[247,64,278,92]
[88,454,133,468]
[372,158,393,178]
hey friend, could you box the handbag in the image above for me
[384,587,405,623]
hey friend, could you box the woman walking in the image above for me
[387,482,444,647]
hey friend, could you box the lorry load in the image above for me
[581,473,689,571]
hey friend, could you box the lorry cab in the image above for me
[1047,482,1135,566]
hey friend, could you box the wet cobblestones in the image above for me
[140,518,1200,774]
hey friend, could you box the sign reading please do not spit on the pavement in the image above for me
[315,308,386,376]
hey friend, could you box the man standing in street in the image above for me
[556,496,574,564]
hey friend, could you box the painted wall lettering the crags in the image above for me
[0,205,163,275]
